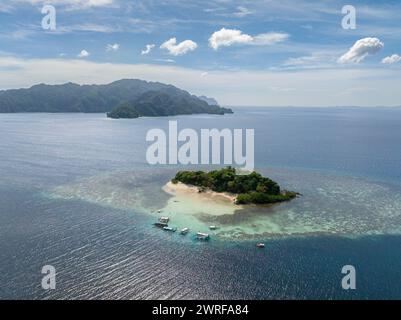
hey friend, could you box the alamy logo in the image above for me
[341,265,356,290]
[41,265,56,290]
[146,121,255,171]
[41,5,57,31]
[342,5,356,30]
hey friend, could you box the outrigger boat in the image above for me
[163,226,177,232]
[154,222,168,228]
[159,217,170,223]
[180,228,189,235]
[196,232,210,240]
[256,243,265,248]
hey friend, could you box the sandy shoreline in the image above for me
[163,181,237,203]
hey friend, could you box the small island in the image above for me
[107,102,140,119]
[106,90,233,119]
[171,167,297,205]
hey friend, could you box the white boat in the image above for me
[180,228,189,235]
[209,226,218,230]
[163,226,177,232]
[256,243,265,248]
[196,232,210,240]
[159,217,169,223]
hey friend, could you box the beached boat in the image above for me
[180,228,189,235]
[196,232,210,240]
[163,226,177,232]
[256,243,265,248]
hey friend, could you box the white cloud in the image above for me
[106,43,119,51]
[284,56,321,67]
[154,58,175,63]
[253,32,289,45]
[141,44,155,55]
[282,52,338,69]
[1,56,401,107]
[77,50,90,58]
[160,38,198,56]
[382,54,401,65]
[35,23,116,35]
[209,28,288,50]
[233,6,252,18]
[0,3,13,12]
[338,37,384,64]
[18,0,115,9]
[209,28,252,50]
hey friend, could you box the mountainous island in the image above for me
[0,79,233,118]
[171,167,297,205]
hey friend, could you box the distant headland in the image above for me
[0,79,233,117]
[170,167,297,205]
[106,89,233,119]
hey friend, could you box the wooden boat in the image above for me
[154,222,168,228]
[159,217,170,223]
[196,232,210,240]
[163,226,177,232]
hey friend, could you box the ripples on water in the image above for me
[2,186,401,300]
[1,111,401,299]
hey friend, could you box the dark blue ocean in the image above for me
[1,107,401,299]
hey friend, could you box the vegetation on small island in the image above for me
[107,91,233,119]
[107,102,140,119]
[172,167,297,205]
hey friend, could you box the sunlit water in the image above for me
[1,108,401,299]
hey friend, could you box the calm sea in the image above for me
[1,107,401,299]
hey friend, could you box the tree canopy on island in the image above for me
[172,167,297,205]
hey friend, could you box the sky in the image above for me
[0,0,401,106]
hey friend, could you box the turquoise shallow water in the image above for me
[1,108,401,299]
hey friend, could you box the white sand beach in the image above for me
[163,181,237,204]
[158,182,242,234]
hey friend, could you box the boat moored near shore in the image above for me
[154,222,168,228]
[163,226,177,232]
[159,217,169,223]
[196,232,210,240]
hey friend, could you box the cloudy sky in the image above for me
[1,0,401,106]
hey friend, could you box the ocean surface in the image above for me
[1,107,401,299]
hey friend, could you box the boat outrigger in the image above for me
[180,228,189,235]
[196,232,210,240]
